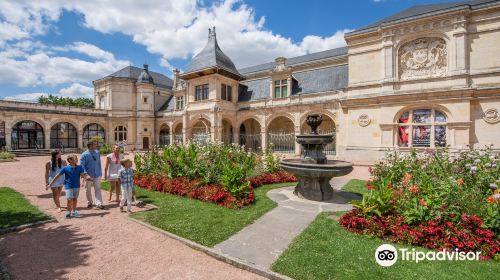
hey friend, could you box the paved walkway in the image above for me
[0,155,265,280]
[214,167,369,270]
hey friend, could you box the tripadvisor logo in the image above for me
[375,244,481,267]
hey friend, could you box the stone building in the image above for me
[1,0,500,162]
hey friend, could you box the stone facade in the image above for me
[1,0,499,163]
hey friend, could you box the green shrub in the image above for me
[0,151,15,160]
[263,144,281,173]
[220,163,251,199]
[356,147,500,236]
[134,143,264,186]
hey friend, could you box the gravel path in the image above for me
[0,155,265,280]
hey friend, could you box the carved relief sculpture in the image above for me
[398,38,447,80]
[483,108,500,124]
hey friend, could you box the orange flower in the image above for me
[402,173,413,186]
[419,199,428,207]
[486,196,494,204]
[456,178,464,186]
[409,185,420,194]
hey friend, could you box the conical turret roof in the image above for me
[181,27,242,80]
[137,64,154,84]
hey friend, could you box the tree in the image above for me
[37,94,94,108]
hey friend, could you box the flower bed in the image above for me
[134,171,296,208]
[340,147,500,259]
[134,144,296,208]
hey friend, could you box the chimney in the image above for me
[274,57,286,72]
[173,68,180,90]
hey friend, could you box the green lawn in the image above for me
[272,212,500,280]
[341,179,368,195]
[0,187,50,229]
[101,181,295,247]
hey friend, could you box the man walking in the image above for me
[81,141,104,209]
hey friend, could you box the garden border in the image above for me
[0,218,57,235]
[128,216,293,280]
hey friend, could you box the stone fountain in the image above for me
[279,115,353,201]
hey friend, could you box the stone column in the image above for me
[232,126,239,144]
[450,13,468,75]
[78,129,84,151]
[182,114,188,145]
[5,130,11,150]
[44,129,50,150]
[287,76,292,98]
[294,125,301,156]
[169,123,174,145]
[381,33,394,92]
[261,127,267,153]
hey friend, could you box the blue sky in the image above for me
[0,0,456,100]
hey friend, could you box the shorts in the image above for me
[65,188,80,199]
[108,173,119,181]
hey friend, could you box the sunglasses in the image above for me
[92,155,97,161]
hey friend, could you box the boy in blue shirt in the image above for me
[47,154,90,218]
[118,159,134,213]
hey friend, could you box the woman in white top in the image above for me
[44,150,67,212]
[104,144,123,202]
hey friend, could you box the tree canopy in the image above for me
[37,94,94,108]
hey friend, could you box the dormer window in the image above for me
[195,84,209,101]
[176,96,184,110]
[99,95,105,109]
[221,84,232,101]
[274,79,287,98]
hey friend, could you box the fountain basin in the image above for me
[280,159,353,201]
[295,134,334,145]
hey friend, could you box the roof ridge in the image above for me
[238,46,348,74]
[349,0,500,35]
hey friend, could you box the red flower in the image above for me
[402,173,413,186]
[419,199,428,207]
[409,185,420,194]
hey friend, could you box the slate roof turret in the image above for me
[180,27,242,80]
[137,64,154,84]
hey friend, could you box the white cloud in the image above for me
[0,0,352,98]
[0,0,351,71]
[59,42,115,61]
[71,0,351,68]
[4,92,46,102]
[5,83,93,101]
[0,41,129,87]
[58,83,93,98]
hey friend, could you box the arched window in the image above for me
[83,123,105,147]
[50,122,77,149]
[11,120,44,149]
[398,109,447,148]
[114,125,127,142]
[159,125,170,146]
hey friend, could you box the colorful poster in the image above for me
[412,126,431,147]
[413,109,432,123]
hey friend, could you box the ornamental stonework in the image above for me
[358,114,371,127]
[483,108,500,124]
[398,38,447,81]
